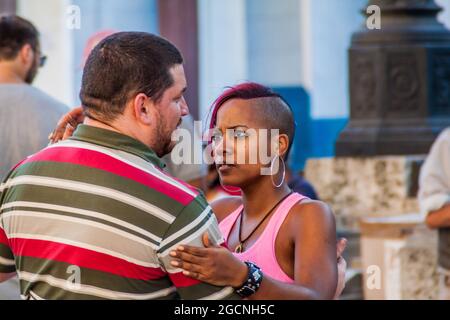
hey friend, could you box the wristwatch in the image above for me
[235,261,263,298]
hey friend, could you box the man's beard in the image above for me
[24,61,38,84]
[155,119,178,158]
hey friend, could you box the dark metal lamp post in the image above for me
[335,0,450,156]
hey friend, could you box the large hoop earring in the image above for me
[270,155,286,188]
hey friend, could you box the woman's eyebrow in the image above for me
[225,125,249,129]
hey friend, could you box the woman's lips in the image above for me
[217,164,236,173]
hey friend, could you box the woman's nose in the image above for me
[213,137,233,163]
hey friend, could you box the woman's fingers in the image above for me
[183,270,201,279]
[176,245,209,257]
[170,259,204,275]
[336,237,347,260]
[62,123,75,140]
[202,233,212,247]
[338,256,347,272]
[50,107,84,143]
[66,106,84,121]
[334,256,347,299]
[201,232,221,248]
[49,119,66,143]
[172,259,204,280]
[170,250,206,265]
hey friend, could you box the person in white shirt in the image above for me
[419,128,450,300]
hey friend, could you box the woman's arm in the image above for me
[170,201,339,300]
[249,201,338,300]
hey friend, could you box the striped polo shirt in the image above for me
[0,125,237,300]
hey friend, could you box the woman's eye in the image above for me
[234,130,247,138]
[211,133,222,141]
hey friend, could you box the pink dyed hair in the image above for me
[208,82,282,131]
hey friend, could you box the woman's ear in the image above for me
[133,93,153,125]
[277,134,290,158]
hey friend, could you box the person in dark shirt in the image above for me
[287,167,318,200]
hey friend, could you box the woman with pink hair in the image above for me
[169,82,346,299]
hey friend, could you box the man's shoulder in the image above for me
[25,86,68,112]
[1,84,66,111]
[105,154,207,220]
[158,170,206,211]
[438,128,450,142]
[427,128,450,158]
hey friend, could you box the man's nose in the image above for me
[180,97,189,116]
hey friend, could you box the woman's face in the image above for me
[211,98,283,188]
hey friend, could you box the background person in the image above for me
[0,14,67,300]
[0,15,67,180]
[419,127,450,300]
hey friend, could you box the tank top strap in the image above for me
[219,193,308,244]
[218,204,244,241]
[266,192,308,244]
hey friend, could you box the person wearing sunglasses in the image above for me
[0,15,66,299]
[0,14,67,181]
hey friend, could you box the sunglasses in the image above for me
[39,55,47,67]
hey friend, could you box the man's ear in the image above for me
[133,93,153,125]
[19,44,33,65]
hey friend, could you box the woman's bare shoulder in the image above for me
[210,196,243,223]
[288,199,336,231]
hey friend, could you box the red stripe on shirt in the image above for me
[23,147,195,205]
[9,237,166,281]
[168,271,201,287]
[154,166,201,195]
[0,227,9,246]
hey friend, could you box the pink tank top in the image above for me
[219,192,307,283]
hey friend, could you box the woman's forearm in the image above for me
[247,275,333,300]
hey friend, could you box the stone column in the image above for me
[335,0,450,156]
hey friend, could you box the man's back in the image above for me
[0,125,236,300]
[0,84,67,180]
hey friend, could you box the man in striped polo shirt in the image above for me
[0,32,242,299]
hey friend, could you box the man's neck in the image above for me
[0,64,25,84]
[84,117,122,135]
[83,116,156,152]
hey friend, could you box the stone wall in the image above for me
[304,156,424,230]
[360,215,438,300]
[305,156,440,299]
